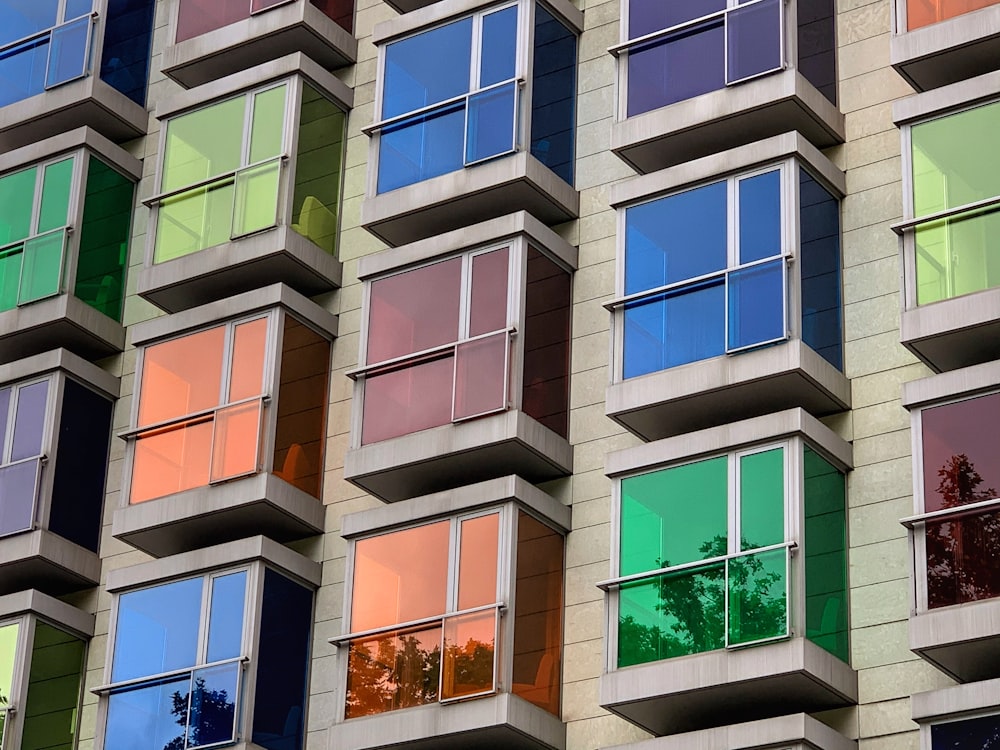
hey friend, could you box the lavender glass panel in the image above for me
[12,380,48,461]
[629,0,725,36]
[0,459,39,535]
[454,333,507,420]
[627,19,724,117]
[361,356,454,444]
[727,0,782,83]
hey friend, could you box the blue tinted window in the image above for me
[105,675,188,750]
[624,182,727,295]
[207,572,247,663]
[112,578,202,682]
[466,82,516,163]
[99,0,155,106]
[188,663,239,748]
[799,167,842,370]
[65,0,94,18]
[378,103,465,193]
[0,37,49,108]
[382,18,472,120]
[0,0,59,47]
[46,17,90,88]
[728,259,784,349]
[739,170,781,263]
[481,6,517,86]
[530,4,576,185]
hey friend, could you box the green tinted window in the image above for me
[18,232,65,304]
[22,623,86,750]
[291,83,344,256]
[249,86,287,164]
[0,622,17,710]
[739,448,784,550]
[162,96,245,193]
[37,159,74,234]
[728,547,787,646]
[0,168,36,246]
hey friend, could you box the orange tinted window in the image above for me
[907,0,1000,28]
[346,624,442,718]
[130,420,213,503]
[229,318,268,401]
[457,513,499,610]
[351,521,451,631]
[138,326,225,427]
[442,609,496,700]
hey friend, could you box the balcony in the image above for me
[610,0,843,173]
[600,410,856,735]
[0,0,153,150]
[162,0,357,88]
[360,0,581,246]
[138,55,350,314]
[0,128,138,363]
[112,284,336,557]
[606,134,850,441]
[902,361,1000,682]
[344,212,574,502]
[603,714,856,750]
[891,0,1000,90]
[330,476,569,750]
[0,350,118,595]
[895,76,1000,372]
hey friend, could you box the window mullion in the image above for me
[470,11,484,92]
[241,92,256,169]
[197,575,213,666]
[446,517,461,614]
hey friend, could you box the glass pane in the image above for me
[309,0,353,31]
[797,0,835,104]
[22,623,86,750]
[453,333,507,420]
[481,6,517,87]
[382,18,472,119]
[927,509,1000,609]
[377,103,466,193]
[738,170,781,263]
[38,158,74,233]
[0,248,22,312]
[130,420,213,504]
[0,459,39,536]
[726,0,781,83]
[175,0,248,42]
[0,1,58,47]
[345,626,441,718]
[630,0,725,35]
[104,675,188,750]
[291,84,344,256]
[155,180,235,262]
[0,167,36,246]
[469,248,509,336]
[351,521,451,631]
[210,401,262,482]
[18,230,64,304]
[249,85,287,163]
[138,327,225,427]
[0,623,18,712]
[361,356,454,444]
[530,4,576,185]
[99,0,155,106]
[457,513,499,610]
[739,448,784,550]
[12,380,48,461]
[625,182,727,295]
[162,96,245,193]
[232,161,279,237]
[465,82,516,164]
[799,167,842,370]
[620,457,728,576]
[623,278,725,377]
[626,19,725,116]
[0,37,50,109]
[618,564,725,667]
[727,259,784,350]
[207,572,247,663]
[46,17,90,88]
[112,577,203,682]
[441,610,496,700]
[728,548,787,645]
[65,0,93,19]
[188,663,239,749]
[229,318,268,402]
[931,715,1000,747]
[367,258,462,364]
[907,0,1000,28]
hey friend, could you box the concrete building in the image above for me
[0,0,998,748]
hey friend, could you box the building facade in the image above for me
[0,0,998,748]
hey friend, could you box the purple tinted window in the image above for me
[727,0,782,83]
[12,380,48,461]
[629,0,725,36]
[0,460,39,535]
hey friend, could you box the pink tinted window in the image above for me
[310,0,354,31]
[457,513,500,609]
[469,248,509,336]
[176,0,248,42]
[361,356,454,444]
[367,258,462,364]
[453,333,507,420]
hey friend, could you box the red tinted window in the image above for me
[469,248,509,336]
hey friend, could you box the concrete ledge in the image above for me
[0,126,142,180]
[162,2,357,88]
[373,0,582,42]
[344,411,573,502]
[913,675,1000,722]
[0,294,126,364]
[0,530,102,596]
[0,348,119,398]
[900,287,1000,372]
[901,358,1000,409]
[330,692,565,750]
[610,70,845,174]
[599,638,857,736]
[604,713,856,750]
[137,225,342,313]
[891,4,1000,91]
[910,598,1000,682]
[606,341,851,442]
[0,589,95,636]
[361,153,580,247]
[893,68,1000,125]
[112,473,325,557]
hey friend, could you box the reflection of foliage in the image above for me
[164,678,234,750]
[618,535,786,667]
[444,637,494,696]
[926,454,1000,608]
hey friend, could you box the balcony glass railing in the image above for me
[0,457,42,538]
[0,228,69,311]
[0,15,94,109]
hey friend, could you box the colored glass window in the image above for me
[99,0,156,106]
[0,379,49,538]
[932,715,1000,747]
[906,0,1000,29]
[176,0,353,41]
[910,101,1000,306]
[0,622,17,723]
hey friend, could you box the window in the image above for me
[150,77,345,265]
[614,163,842,379]
[910,391,1000,610]
[103,565,313,750]
[0,150,135,322]
[372,0,576,194]
[609,441,847,669]
[340,506,563,719]
[903,0,999,30]
[355,241,571,445]
[127,309,330,504]
[617,0,835,117]
[931,715,1000,746]
[904,100,1000,308]
[0,617,87,750]
[0,0,155,109]
[175,0,354,41]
